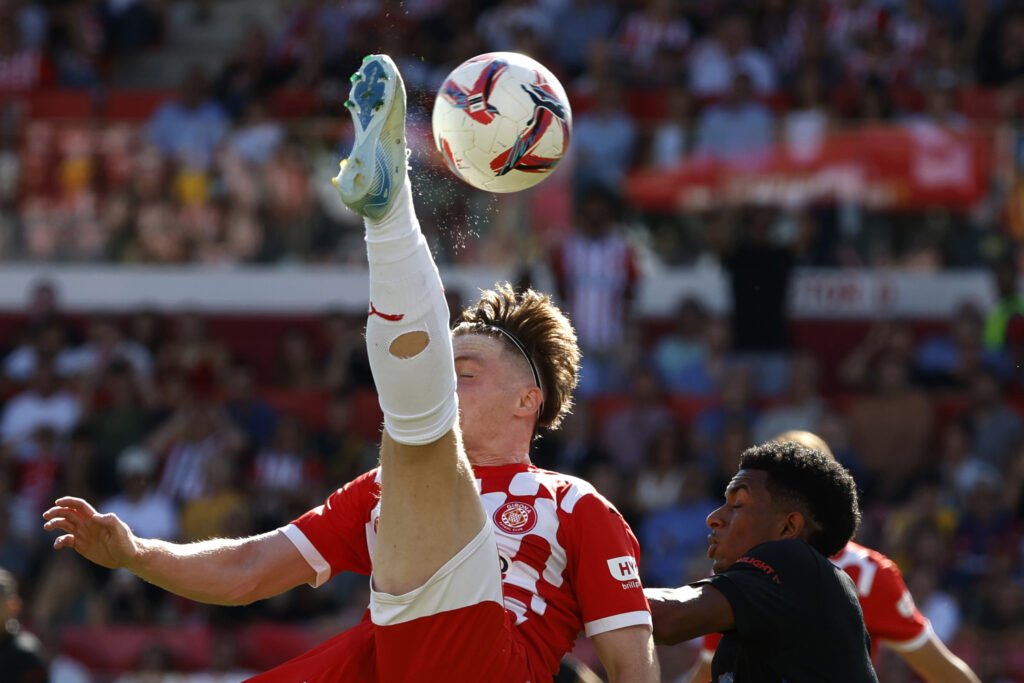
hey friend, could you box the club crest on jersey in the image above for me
[493,501,538,534]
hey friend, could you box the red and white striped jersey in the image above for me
[703,540,930,660]
[285,463,651,675]
[825,1,887,51]
[552,233,639,353]
[617,10,692,68]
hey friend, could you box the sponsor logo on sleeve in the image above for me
[607,556,641,589]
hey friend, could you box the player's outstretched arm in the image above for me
[644,586,734,646]
[42,497,313,605]
[591,625,660,683]
[898,632,981,683]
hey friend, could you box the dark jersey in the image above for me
[695,539,877,683]
[0,628,48,683]
[723,244,792,352]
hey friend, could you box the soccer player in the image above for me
[644,439,879,682]
[0,568,48,682]
[681,430,980,683]
[42,55,658,683]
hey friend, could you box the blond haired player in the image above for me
[43,55,658,683]
[681,431,979,683]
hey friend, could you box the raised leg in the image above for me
[334,55,488,596]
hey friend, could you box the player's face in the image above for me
[453,334,525,457]
[706,469,787,573]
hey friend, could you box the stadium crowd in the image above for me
[0,0,1024,681]
[2,0,1024,267]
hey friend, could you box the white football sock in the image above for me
[364,179,458,446]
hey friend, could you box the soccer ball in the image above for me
[432,52,572,193]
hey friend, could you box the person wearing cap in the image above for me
[99,446,177,542]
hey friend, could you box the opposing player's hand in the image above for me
[42,497,138,569]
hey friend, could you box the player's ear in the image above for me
[515,385,543,418]
[778,511,806,540]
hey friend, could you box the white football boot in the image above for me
[333,54,408,220]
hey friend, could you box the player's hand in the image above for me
[42,497,138,569]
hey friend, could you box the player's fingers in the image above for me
[54,497,98,517]
[53,534,76,550]
[43,506,87,524]
[43,517,78,534]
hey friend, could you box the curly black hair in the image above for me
[739,440,861,557]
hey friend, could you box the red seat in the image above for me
[239,622,320,671]
[626,89,668,124]
[351,388,384,442]
[569,90,596,116]
[261,388,329,428]
[61,625,211,673]
[892,87,925,113]
[956,87,1004,120]
[26,90,93,118]
[668,395,717,422]
[759,90,791,113]
[271,88,318,118]
[102,88,176,119]
[589,393,632,425]
[934,396,970,426]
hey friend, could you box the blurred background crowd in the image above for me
[2,0,1024,681]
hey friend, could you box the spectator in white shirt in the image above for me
[60,314,154,383]
[145,66,229,170]
[616,0,692,71]
[649,84,695,168]
[689,10,777,97]
[0,361,80,456]
[100,446,178,541]
[3,317,76,383]
[695,71,776,165]
[571,79,637,190]
[782,66,831,162]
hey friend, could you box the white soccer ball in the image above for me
[432,52,572,193]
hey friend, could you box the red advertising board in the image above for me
[626,123,991,211]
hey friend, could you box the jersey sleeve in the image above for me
[694,540,813,647]
[281,469,378,587]
[861,557,931,651]
[566,490,652,637]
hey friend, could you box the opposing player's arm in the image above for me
[43,496,314,605]
[591,625,660,683]
[644,585,734,646]
[896,631,981,683]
